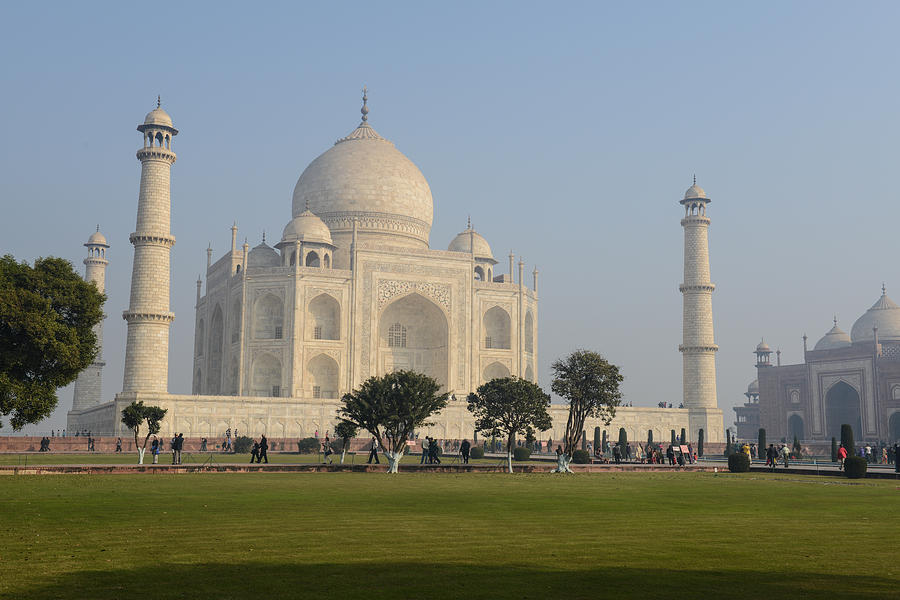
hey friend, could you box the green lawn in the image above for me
[0,472,897,599]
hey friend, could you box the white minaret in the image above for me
[679,178,723,443]
[121,98,177,393]
[68,227,110,424]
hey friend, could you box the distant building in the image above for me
[756,293,900,443]
[733,379,759,440]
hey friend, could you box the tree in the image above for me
[335,420,358,465]
[550,350,623,473]
[647,429,653,445]
[467,376,552,473]
[831,437,838,463]
[840,423,854,454]
[758,428,766,457]
[593,427,602,453]
[680,427,687,445]
[339,370,448,473]
[618,427,627,455]
[697,428,704,457]
[0,255,104,429]
[121,401,167,464]
[792,435,802,459]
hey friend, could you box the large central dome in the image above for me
[291,100,433,252]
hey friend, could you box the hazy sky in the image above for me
[3,2,899,434]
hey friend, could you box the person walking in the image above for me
[780,444,790,468]
[612,444,621,464]
[460,439,471,464]
[420,437,430,465]
[115,437,122,453]
[151,437,160,464]
[258,435,268,464]
[322,435,333,464]
[837,444,848,470]
[174,433,184,465]
[428,438,441,464]
[250,440,260,463]
[367,437,380,464]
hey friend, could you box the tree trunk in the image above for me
[137,447,145,465]
[551,453,573,473]
[507,450,513,474]
[340,449,346,465]
[384,450,403,474]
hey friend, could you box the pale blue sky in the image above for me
[3,2,899,433]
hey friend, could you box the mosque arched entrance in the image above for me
[889,412,900,443]
[378,293,449,390]
[787,414,804,441]
[824,381,861,440]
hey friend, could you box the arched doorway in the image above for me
[378,293,449,389]
[483,306,511,349]
[889,411,900,443]
[787,414,804,441]
[307,353,339,399]
[825,381,861,440]
[483,361,510,383]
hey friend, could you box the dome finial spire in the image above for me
[693,173,696,186]
[834,315,838,326]
[157,95,161,108]
[361,86,369,122]
[262,230,266,244]
[467,215,471,229]
[883,282,887,295]
[96,224,100,232]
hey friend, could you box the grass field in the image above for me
[1,472,897,599]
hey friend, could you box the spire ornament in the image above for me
[157,95,161,108]
[361,86,369,122]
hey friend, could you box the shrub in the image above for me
[831,437,838,462]
[844,456,867,479]
[513,446,532,461]
[840,424,854,457]
[758,428,766,456]
[680,428,687,445]
[469,446,484,459]
[232,436,253,454]
[618,428,627,454]
[727,452,750,473]
[697,429,704,457]
[296,437,320,454]
[572,449,590,464]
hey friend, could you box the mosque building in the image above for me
[750,290,900,444]
[67,93,724,445]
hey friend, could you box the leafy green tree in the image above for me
[550,350,623,473]
[467,376,552,473]
[121,401,167,464]
[335,420,358,465]
[339,370,448,473]
[0,255,104,429]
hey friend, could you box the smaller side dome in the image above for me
[86,228,108,247]
[813,319,851,351]
[683,183,707,200]
[448,223,496,263]
[279,210,334,247]
[247,241,280,268]
[747,379,759,394]
[755,339,771,353]
[144,107,173,128]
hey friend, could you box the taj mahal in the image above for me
[66,92,724,445]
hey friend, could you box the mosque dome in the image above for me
[448,223,495,263]
[747,379,759,394]
[291,94,433,248]
[280,210,333,246]
[683,183,707,201]
[247,241,280,268]
[756,339,771,353]
[851,289,900,343]
[143,106,174,128]
[814,320,852,351]
[86,228,108,246]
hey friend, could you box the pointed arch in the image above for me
[524,310,534,353]
[474,265,485,281]
[195,318,205,356]
[308,293,340,340]
[207,305,224,394]
[524,364,534,382]
[825,380,861,440]
[483,361,510,383]
[251,353,282,397]
[378,292,449,389]
[231,300,241,343]
[305,251,320,267]
[253,294,284,339]
[307,353,339,399]
[483,306,511,349]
